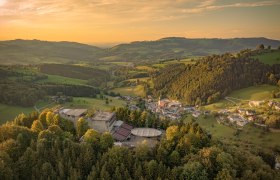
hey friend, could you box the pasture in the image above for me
[62,97,126,111]
[112,85,146,97]
[38,74,88,85]
[204,85,278,110]
[0,101,51,124]
[253,51,280,65]
[184,115,280,148]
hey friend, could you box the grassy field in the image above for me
[184,115,280,148]
[253,51,280,65]
[0,101,51,124]
[38,74,88,85]
[0,96,127,124]
[62,97,126,111]
[152,58,198,68]
[135,66,154,71]
[204,85,278,110]
[113,85,146,97]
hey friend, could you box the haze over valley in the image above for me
[0,0,280,179]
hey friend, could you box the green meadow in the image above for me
[0,96,127,124]
[0,101,51,124]
[38,74,88,85]
[184,115,280,148]
[62,97,126,111]
[112,85,146,97]
[253,51,280,65]
[204,84,278,110]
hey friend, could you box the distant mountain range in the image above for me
[0,37,279,64]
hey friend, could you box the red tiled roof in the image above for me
[113,133,127,141]
[121,123,133,130]
[117,127,131,136]
[113,122,133,141]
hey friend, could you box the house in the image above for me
[275,156,280,170]
[249,100,265,107]
[129,104,140,111]
[158,98,170,108]
[248,116,256,121]
[192,111,201,118]
[275,104,280,111]
[268,101,275,107]
[238,109,246,115]
[228,114,248,127]
[87,111,117,133]
[218,109,230,115]
[236,119,248,127]
[246,110,256,116]
[167,101,182,108]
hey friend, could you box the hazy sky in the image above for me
[0,0,280,44]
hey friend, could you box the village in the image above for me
[217,100,280,129]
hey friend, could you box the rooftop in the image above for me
[113,122,133,141]
[60,109,87,117]
[131,128,162,137]
[92,111,115,121]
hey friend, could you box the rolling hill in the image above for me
[0,37,279,64]
[105,37,280,61]
[0,39,103,64]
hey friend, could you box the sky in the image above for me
[0,0,280,44]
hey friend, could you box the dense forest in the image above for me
[0,109,279,179]
[153,53,280,105]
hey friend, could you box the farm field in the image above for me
[184,115,280,148]
[204,84,278,110]
[253,51,280,65]
[152,57,199,68]
[0,101,51,124]
[62,97,126,111]
[0,96,127,124]
[38,74,88,85]
[112,85,146,97]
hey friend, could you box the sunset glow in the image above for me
[0,0,280,44]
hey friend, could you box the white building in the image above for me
[87,111,117,133]
[59,108,87,126]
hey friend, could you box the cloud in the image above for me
[183,0,280,14]
[0,0,279,26]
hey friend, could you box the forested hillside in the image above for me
[0,109,279,179]
[153,53,280,105]
[1,37,279,64]
[0,65,101,107]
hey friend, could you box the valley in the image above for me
[1,0,280,178]
[0,39,280,179]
